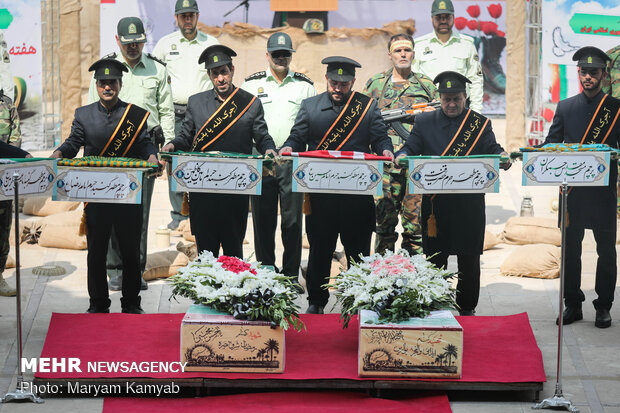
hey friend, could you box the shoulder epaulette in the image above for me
[364,72,386,89]
[459,34,475,43]
[415,32,434,42]
[293,72,313,85]
[146,53,166,66]
[245,71,266,82]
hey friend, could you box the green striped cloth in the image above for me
[58,156,159,170]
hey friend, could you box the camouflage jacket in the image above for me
[604,45,620,99]
[0,92,20,147]
[363,68,438,144]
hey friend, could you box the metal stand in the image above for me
[533,181,577,412]
[224,0,250,23]
[1,172,44,404]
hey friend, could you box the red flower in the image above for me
[487,3,503,19]
[466,19,480,31]
[466,5,480,18]
[495,30,505,37]
[217,256,257,274]
[454,17,468,30]
[481,21,498,35]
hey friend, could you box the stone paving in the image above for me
[0,119,619,412]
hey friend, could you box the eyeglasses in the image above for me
[271,51,292,59]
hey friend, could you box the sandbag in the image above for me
[168,252,190,277]
[143,250,179,281]
[483,230,502,250]
[22,196,80,217]
[182,220,195,242]
[38,209,86,250]
[500,216,561,246]
[500,244,560,279]
[6,254,14,269]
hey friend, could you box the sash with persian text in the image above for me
[99,104,150,157]
[441,109,489,157]
[580,94,620,145]
[316,92,374,150]
[191,88,256,152]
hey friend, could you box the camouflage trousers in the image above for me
[0,200,12,274]
[374,167,422,255]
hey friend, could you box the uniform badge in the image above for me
[423,46,431,55]
[183,0,190,7]
[473,54,479,61]
[213,56,218,63]
[258,87,264,93]
[128,24,137,34]
[446,81,451,88]
[167,75,171,84]
[278,35,285,45]
[105,68,110,75]
[439,1,446,9]
[338,68,343,75]
[171,44,177,50]
[587,56,592,64]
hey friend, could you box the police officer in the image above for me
[280,57,393,314]
[545,47,620,329]
[241,32,316,290]
[89,17,174,291]
[364,33,438,256]
[396,71,509,316]
[412,0,483,113]
[52,59,158,313]
[152,0,220,230]
[161,45,276,258]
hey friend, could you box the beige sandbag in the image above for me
[483,230,502,250]
[38,209,86,250]
[500,244,560,279]
[22,196,80,217]
[182,221,195,242]
[168,252,189,277]
[143,250,179,281]
[6,254,15,268]
[176,240,197,261]
[500,216,561,246]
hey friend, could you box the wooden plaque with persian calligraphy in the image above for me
[0,159,57,201]
[181,305,285,373]
[522,151,610,186]
[358,310,463,378]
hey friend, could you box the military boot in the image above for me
[481,35,506,94]
[0,276,16,297]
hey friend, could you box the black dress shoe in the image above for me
[122,305,145,314]
[86,306,110,314]
[595,308,611,328]
[459,309,476,316]
[289,278,305,294]
[140,277,148,291]
[556,305,583,325]
[306,304,324,314]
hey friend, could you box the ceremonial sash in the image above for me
[191,88,256,152]
[316,92,374,151]
[441,109,489,157]
[580,94,620,145]
[99,104,150,157]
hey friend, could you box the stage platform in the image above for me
[34,312,545,396]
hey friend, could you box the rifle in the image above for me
[381,101,441,140]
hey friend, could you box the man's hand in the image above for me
[50,150,63,159]
[383,150,395,163]
[265,149,277,158]
[161,143,175,153]
[25,153,33,159]
[278,146,293,156]
[148,154,164,176]
[500,151,512,171]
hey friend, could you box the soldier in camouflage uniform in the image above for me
[363,33,438,255]
[0,99,26,297]
[603,45,620,216]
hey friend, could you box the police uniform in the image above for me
[88,17,174,290]
[412,0,483,113]
[396,71,505,314]
[168,45,276,258]
[241,32,316,280]
[603,44,620,98]
[152,0,220,228]
[56,59,157,312]
[544,47,619,328]
[0,30,14,105]
[282,57,393,312]
[364,66,438,256]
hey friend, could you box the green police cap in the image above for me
[572,46,610,69]
[434,71,470,93]
[175,0,199,14]
[431,0,454,16]
[117,17,146,44]
[267,32,295,53]
[322,56,361,82]
[89,58,128,80]
[199,44,237,70]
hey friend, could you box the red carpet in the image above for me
[36,312,545,383]
[102,391,451,413]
